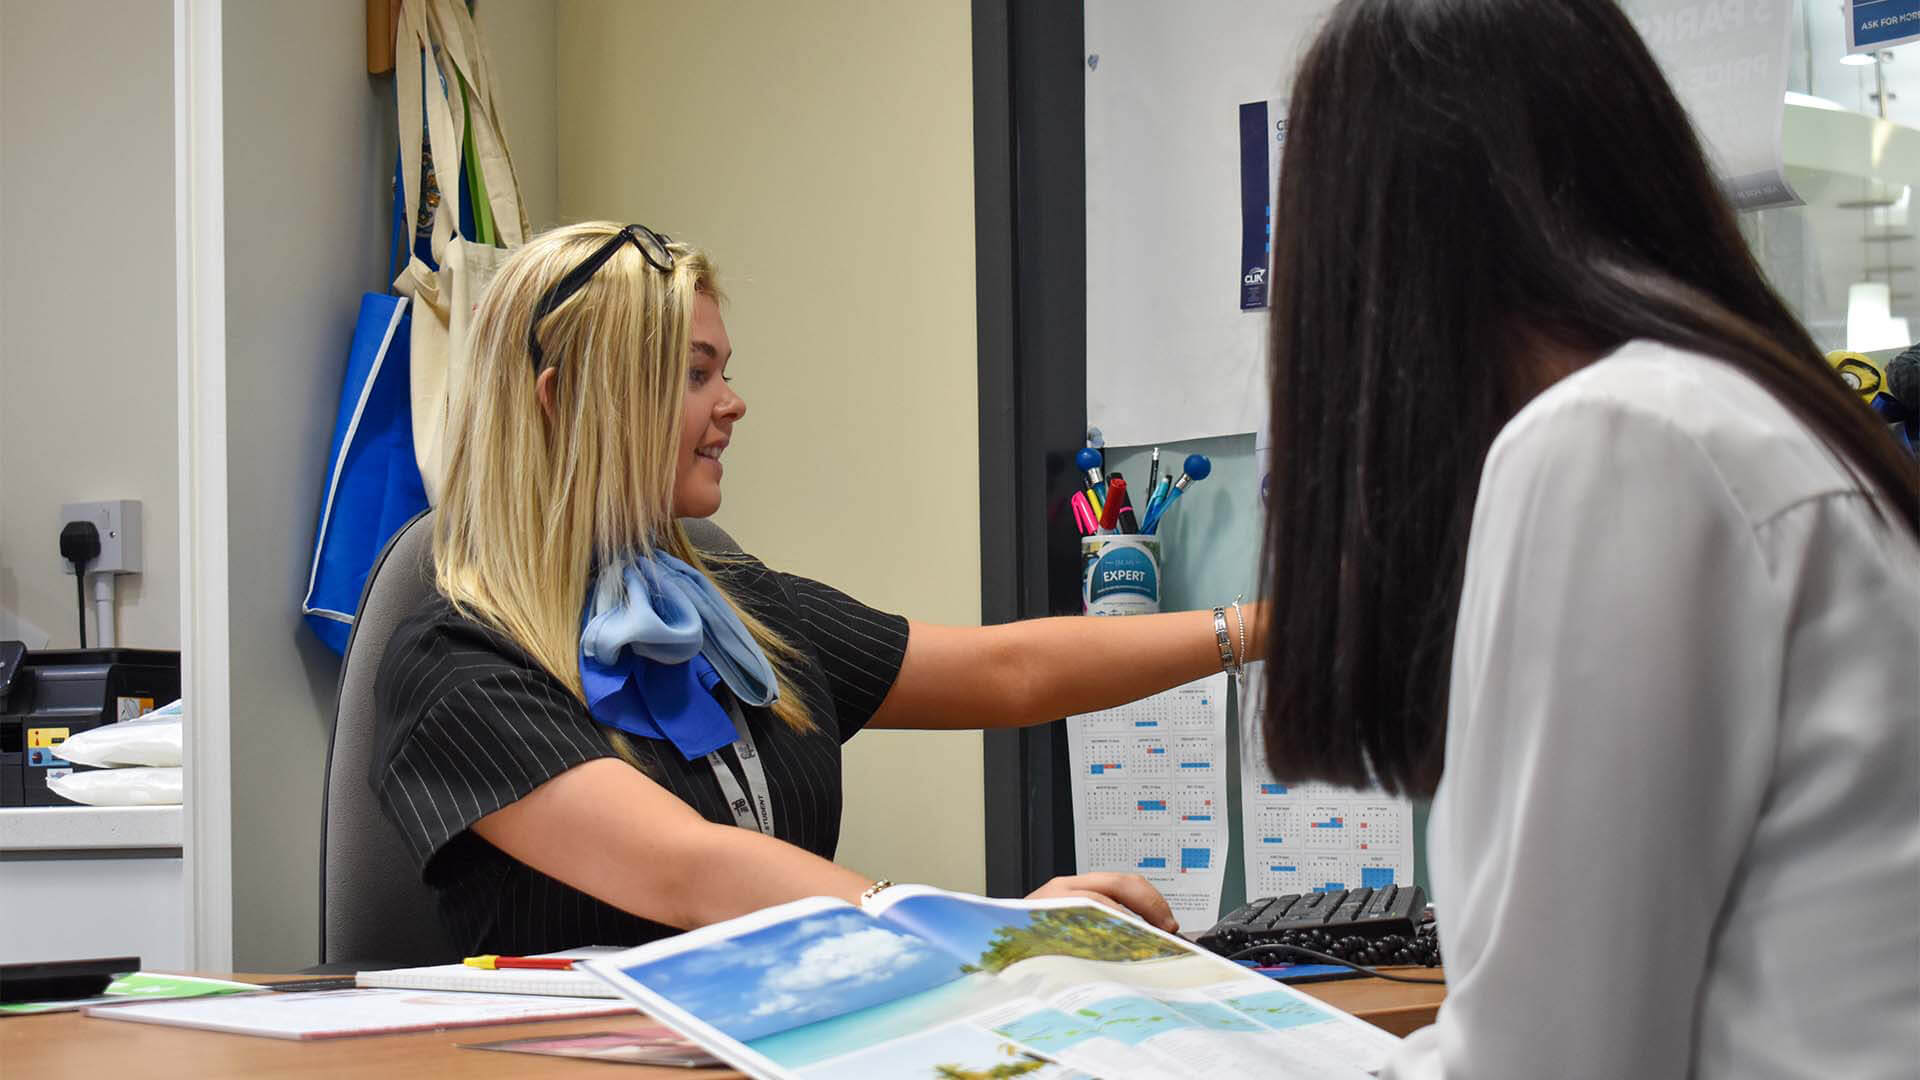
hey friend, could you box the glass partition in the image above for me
[1754,0,1920,353]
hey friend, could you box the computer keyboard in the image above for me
[1196,884,1429,958]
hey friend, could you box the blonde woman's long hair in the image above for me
[432,222,813,746]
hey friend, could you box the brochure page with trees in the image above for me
[583,885,1400,1080]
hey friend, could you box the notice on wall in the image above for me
[1848,0,1920,53]
[1087,2,1798,447]
[1067,674,1231,927]
[1238,663,1416,899]
[1620,0,1802,210]
[1237,98,1286,312]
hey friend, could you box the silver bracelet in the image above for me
[1230,595,1249,673]
[1212,607,1236,674]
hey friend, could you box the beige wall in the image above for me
[554,0,986,892]
[473,0,558,231]
[0,0,178,651]
[221,0,393,971]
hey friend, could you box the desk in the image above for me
[1,969,1445,1077]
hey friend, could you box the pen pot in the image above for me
[1081,536,1161,616]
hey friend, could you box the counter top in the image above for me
[0,805,183,852]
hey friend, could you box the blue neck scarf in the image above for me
[578,552,779,761]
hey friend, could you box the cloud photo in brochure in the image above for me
[583,885,1398,1079]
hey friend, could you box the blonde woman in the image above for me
[372,222,1263,955]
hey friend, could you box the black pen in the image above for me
[1110,471,1141,533]
[259,976,361,993]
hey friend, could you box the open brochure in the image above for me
[583,885,1399,1080]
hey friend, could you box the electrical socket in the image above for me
[59,500,143,575]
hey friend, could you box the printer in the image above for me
[0,645,180,806]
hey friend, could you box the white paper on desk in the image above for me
[1239,662,1416,899]
[357,945,623,997]
[1068,673,1231,927]
[84,987,634,1040]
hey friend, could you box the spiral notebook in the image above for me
[355,946,624,998]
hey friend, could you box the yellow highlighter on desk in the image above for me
[463,954,578,971]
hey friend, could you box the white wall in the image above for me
[0,0,178,651]
[219,0,392,971]
[553,0,985,893]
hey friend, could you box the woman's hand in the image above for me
[1026,872,1180,934]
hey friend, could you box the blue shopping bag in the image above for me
[301,293,431,653]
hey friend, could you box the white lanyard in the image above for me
[704,697,775,836]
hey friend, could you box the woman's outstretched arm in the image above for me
[868,604,1264,730]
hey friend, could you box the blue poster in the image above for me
[1850,0,1920,52]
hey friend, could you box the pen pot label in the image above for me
[1082,537,1161,616]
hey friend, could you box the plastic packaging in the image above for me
[46,766,182,806]
[55,700,183,768]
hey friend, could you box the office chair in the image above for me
[318,509,744,968]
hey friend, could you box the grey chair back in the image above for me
[319,512,744,966]
[319,510,446,966]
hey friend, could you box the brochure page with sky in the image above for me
[584,886,1398,1080]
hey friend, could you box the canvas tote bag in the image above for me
[393,0,531,503]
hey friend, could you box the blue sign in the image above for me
[1851,0,1920,51]
[1238,101,1271,311]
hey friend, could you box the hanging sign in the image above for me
[1849,0,1920,53]
[1620,0,1803,210]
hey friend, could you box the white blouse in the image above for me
[1384,341,1920,1079]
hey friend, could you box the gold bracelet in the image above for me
[859,879,895,906]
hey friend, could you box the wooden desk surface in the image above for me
[0,969,1445,1077]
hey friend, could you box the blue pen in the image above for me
[1143,475,1171,524]
[1141,454,1212,535]
[1075,446,1108,500]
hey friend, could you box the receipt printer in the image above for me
[0,645,180,807]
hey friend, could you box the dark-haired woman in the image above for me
[1259,1,1918,1075]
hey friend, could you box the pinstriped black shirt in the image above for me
[369,554,909,955]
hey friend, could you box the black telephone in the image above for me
[1197,884,1439,969]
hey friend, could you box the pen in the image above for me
[463,955,578,971]
[1145,448,1161,505]
[1108,471,1140,533]
[1143,475,1171,522]
[1075,446,1107,500]
[1098,476,1127,532]
[1141,454,1212,535]
[1085,484,1104,523]
[1070,491,1098,536]
[261,976,361,992]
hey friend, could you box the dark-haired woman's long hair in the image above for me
[1259,0,1920,797]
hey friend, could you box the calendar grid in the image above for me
[1067,673,1231,926]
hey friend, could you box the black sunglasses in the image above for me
[527,224,675,372]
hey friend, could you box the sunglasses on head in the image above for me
[526,224,675,373]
